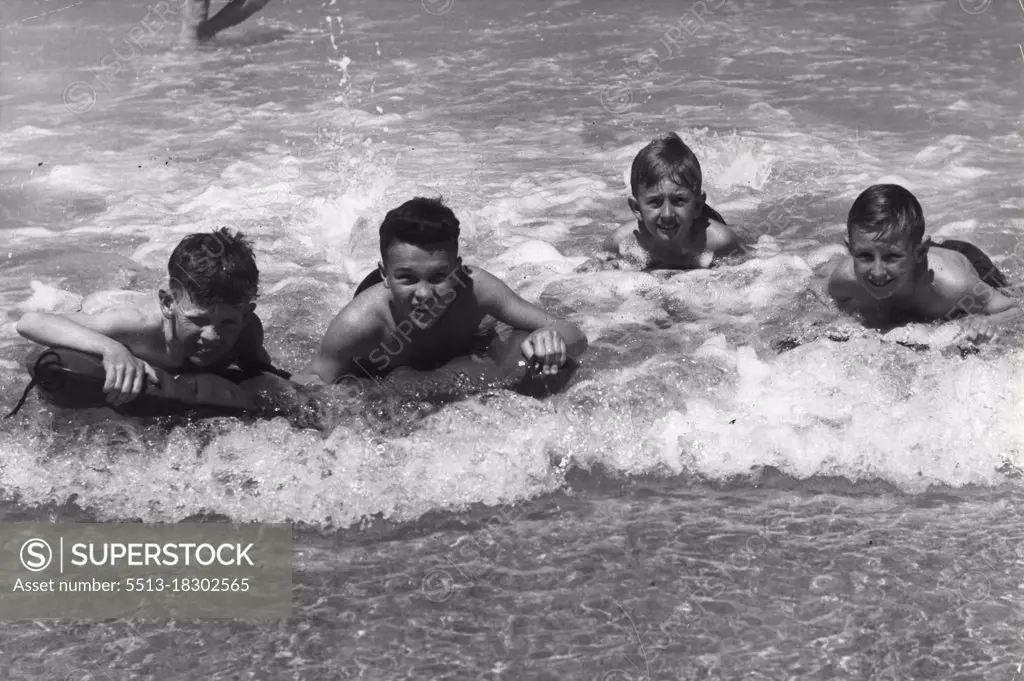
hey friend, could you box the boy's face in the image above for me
[847,229,924,299]
[160,289,254,366]
[629,178,707,253]
[381,241,462,330]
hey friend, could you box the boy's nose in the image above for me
[200,326,222,343]
[413,284,434,303]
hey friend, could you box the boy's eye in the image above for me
[188,317,210,325]
[671,197,689,205]
[856,254,874,262]
[883,255,901,263]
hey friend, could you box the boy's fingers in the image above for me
[143,362,160,386]
[129,372,145,401]
[117,372,134,405]
[521,338,535,361]
[103,365,117,393]
[105,366,122,397]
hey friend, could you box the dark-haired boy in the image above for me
[581,132,739,272]
[828,183,1019,343]
[292,197,588,385]
[16,228,277,405]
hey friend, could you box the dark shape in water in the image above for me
[932,239,1008,289]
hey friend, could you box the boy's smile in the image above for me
[383,242,461,331]
[847,231,922,300]
[629,178,707,253]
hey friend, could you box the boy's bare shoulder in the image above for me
[604,222,636,251]
[927,247,979,293]
[457,265,500,298]
[826,257,859,300]
[707,220,740,254]
[333,286,393,336]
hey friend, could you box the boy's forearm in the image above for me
[291,358,333,386]
[16,313,120,357]
[985,305,1023,326]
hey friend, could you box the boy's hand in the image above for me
[956,317,999,346]
[101,343,160,405]
[521,328,568,375]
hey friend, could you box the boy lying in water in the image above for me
[292,197,588,385]
[828,183,1019,344]
[579,132,740,272]
[16,228,284,405]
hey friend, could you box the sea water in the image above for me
[1,0,1023,678]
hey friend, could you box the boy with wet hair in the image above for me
[293,196,588,385]
[827,183,1019,343]
[581,132,739,271]
[17,228,278,405]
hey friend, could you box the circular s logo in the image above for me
[599,81,633,115]
[422,0,454,16]
[63,81,97,115]
[959,0,991,14]
[20,538,52,572]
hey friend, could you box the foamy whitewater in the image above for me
[2,0,1024,678]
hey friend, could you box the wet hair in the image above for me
[630,132,703,197]
[379,196,460,262]
[167,227,259,306]
[847,184,925,246]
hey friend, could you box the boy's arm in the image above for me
[708,220,741,255]
[473,268,588,357]
[17,309,150,358]
[826,260,859,309]
[576,223,635,273]
[291,304,381,386]
[604,222,636,253]
[945,271,1021,344]
[16,309,160,404]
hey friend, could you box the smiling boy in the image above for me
[827,184,1019,343]
[16,228,278,405]
[582,133,739,271]
[292,197,588,385]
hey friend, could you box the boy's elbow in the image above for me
[15,312,41,340]
[290,372,324,387]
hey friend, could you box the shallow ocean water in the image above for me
[1,0,1024,678]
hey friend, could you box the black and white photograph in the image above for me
[1,0,1023,678]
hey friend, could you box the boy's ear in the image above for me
[843,239,853,255]
[158,288,176,318]
[627,196,642,221]
[377,261,388,288]
[915,237,933,261]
